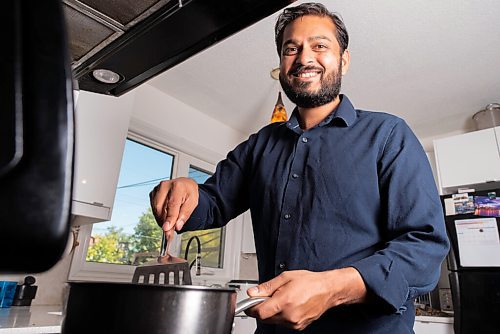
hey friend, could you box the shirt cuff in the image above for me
[350,254,409,312]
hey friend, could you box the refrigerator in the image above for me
[441,189,500,334]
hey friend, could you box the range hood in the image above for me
[65,0,294,96]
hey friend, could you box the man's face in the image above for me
[279,15,350,108]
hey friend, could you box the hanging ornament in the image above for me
[270,92,287,123]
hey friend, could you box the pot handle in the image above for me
[235,297,268,315]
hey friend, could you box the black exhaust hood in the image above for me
[67,0,294,96]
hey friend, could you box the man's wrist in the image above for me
[323,267,368,308]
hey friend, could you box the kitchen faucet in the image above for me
[184,236,202,276]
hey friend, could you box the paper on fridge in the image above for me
[455,218,500,267]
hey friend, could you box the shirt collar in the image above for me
[286,95,357,132]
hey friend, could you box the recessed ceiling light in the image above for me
[92,69,121,84]
[270,67,280,80]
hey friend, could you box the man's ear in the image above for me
[341,49,350,75]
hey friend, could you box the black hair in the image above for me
[275,2,349,55]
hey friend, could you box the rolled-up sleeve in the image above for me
[351,119,450,312]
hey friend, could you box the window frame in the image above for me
[68,131,242,284]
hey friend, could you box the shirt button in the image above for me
[284,214,291,219]
[292,173,299,179]
[301,137,308,143]
[279,263,286,269]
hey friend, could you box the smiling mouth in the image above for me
[295,71,320,78]
[290,66,323,79]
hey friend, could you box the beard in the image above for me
[279,62,342,108]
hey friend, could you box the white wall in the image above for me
[130,84,247,163]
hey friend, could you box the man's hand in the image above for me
[245,268,367,331]
[149,177,199,232]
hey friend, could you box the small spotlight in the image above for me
[92,69,121,84]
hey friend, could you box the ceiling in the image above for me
[146,0,500,147]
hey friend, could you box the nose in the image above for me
[295,46,315,65]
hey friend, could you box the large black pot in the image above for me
[62,282,263,334]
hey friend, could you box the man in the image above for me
[150,3,450,333]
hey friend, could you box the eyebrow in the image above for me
[283,35,333,46]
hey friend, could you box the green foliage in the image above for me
[86,208,162,265]
[132,208,163,253]
[86,208,223,267]
[86,226,130,264]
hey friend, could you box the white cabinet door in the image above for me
[72,91,134,224]
[434,128,500,190]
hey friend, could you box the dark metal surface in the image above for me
[132,260,192,285]
[0,0,74,273]
[64,4,116,62]
[132,232,193,285]
[62,282,237,334]
[80,0,163,26]
[68,0,295,96]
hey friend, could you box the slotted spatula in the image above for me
[132,231,192,285]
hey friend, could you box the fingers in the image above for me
[164,190,182,231]
[244,270,323,331]
[150,182,170,227]
[247,272,289,297]
[149,178,199,232]
[245,272,291,320]
[176,192,198,230]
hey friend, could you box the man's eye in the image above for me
[283,47,298,55]
[315,44,327,50]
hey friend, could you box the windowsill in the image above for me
[0,305,62,333]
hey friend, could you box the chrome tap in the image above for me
[184,236,202,276]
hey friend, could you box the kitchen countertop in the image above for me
[0,305,62,333]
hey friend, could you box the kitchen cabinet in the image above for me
[433,126,500,193]
[71,91,133,224]
[414,316,454,334]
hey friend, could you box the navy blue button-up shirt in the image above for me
[184,95,450,333]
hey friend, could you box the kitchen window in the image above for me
[86,138,174,266]
[69,132,242,283]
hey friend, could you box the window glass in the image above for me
[86,139,174,265]
[179,166,225,269]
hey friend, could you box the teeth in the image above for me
[297,72,318,78]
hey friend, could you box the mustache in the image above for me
[288,65,323,76]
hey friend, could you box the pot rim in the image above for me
[68,280,236,293]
